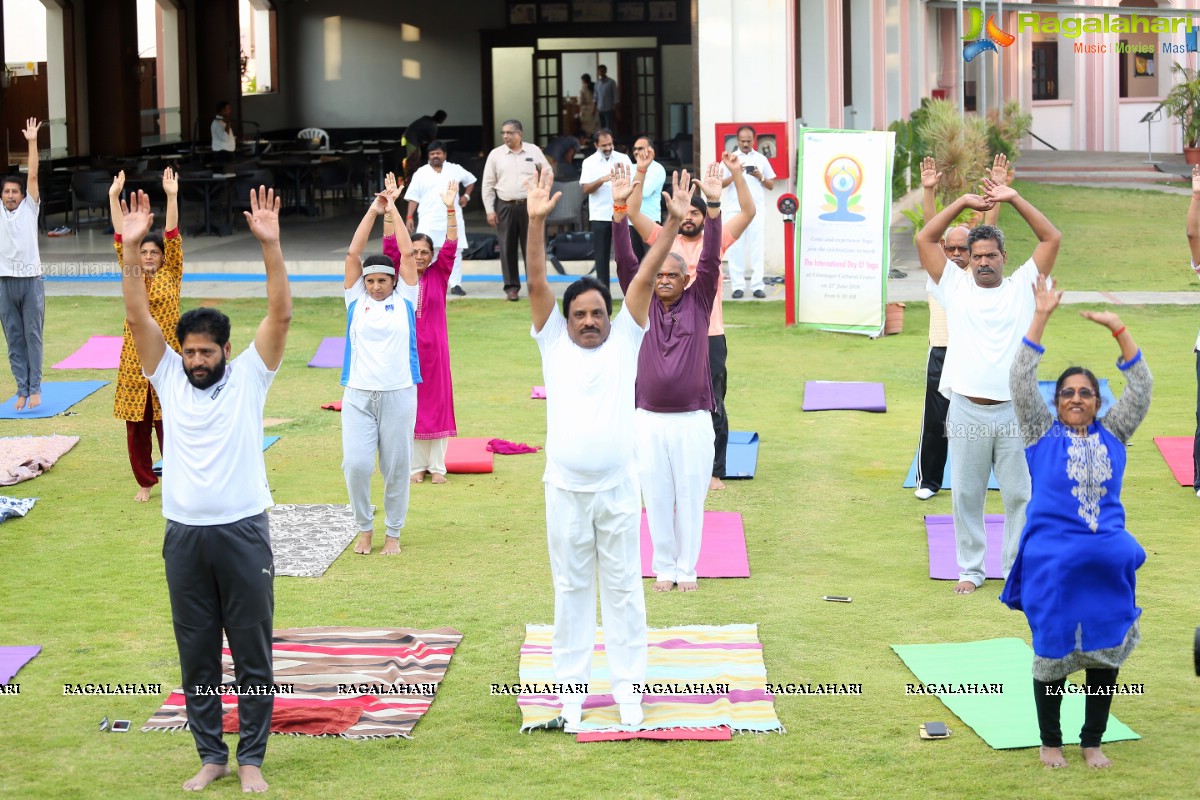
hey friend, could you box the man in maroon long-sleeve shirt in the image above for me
[612,162,723,592]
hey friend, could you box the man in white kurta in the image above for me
[720,126,776,298]
[579,129,632,287]
[525,166,691,728]
[405,142,476,295]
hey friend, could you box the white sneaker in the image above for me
[619,702,644,726]
[914,488,936,500]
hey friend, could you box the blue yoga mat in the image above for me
[153,435,280,475]
[725,431,759,479]
[903,453,999,491]
[0,381,109,419]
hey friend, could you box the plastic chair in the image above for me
[314,161,353,207]
[296,127,330,149]
[71,169,113,231]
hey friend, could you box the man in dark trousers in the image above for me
[120,186,292,793]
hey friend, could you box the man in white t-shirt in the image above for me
[526,166,691,729]
[405,141,476,296]
[917,180,1061,595]
[120,186,292,794]
[1,117,44,411]
[210,101,236,164]
[579,128,632,288]
[720,126,776,298]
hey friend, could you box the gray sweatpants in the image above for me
[341,385,416,538]
[946,392,1030,586]
[0,276,45,397]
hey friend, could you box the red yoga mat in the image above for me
[576,727,732,742]
[1153,436,1194,487]
[639,511,749,578]
[445,437,494,474]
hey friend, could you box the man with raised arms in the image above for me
[527,166,692,727]
[120,186,292,792]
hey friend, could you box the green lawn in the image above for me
[1,297,1198,799]
[938,181,1200,294]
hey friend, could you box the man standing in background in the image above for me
[594,65,618,131]
[721,126,775,299]
[579,128,632,288]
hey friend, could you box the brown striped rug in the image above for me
[142,626,463,739]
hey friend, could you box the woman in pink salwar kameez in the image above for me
[382,175,460,483]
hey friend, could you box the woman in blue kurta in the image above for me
[1001,276,1151,770]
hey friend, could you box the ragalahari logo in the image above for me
[962,7,1016,62]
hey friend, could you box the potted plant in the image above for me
[1163,62,1200,164]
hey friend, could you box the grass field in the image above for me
[1,295,1198,799]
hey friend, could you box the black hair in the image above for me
[363,253,396,273]
[215,100,230,113]
[635,134,656,150]
[562,276,612,318]
[433,110,447,122]
[690,193,707,216]
[1055,366,1102,413]
[737,125,756,138]
[967,224,1006,254]
[3,174,25,194]
[177,306,231,348]
[593,127,614,144]
[411,233,435,251]
[581,73,594,90]
[140,231,165,254]
[502,119,523,134]
[427,139,447,155]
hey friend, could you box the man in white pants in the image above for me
[580,128,632,287]
[720,126,775,298]
[612,162,722,592]
[405,141,476,296]
[526,166,690,728]
[917,178,1061,595]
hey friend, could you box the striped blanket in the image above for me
[143,626,462,739]
[518,624,784,734]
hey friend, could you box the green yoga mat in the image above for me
[891,638,1140,749]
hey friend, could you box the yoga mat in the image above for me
[145,626,463,739]
[153,436,280,475]
[52,336,123,369]
[531,386,546,399]
[725,431,759,479]
[446,437,494,474]
[577,727,732,742]
[802,381,886,413]
[1038,379,1117,419]
[924,514,1004,580]
[1153,436,1193,487]
[902,452,998,491]
[639,511,750,578]
[269,504,359,578]
[308,337,345,368]
[890,638,1140,749]
[517,624,783,733]
[0,645,41,685]
[321,401,342,412]
[0,381,108,419]
[0,435,79,486]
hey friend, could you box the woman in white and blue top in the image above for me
[342,189,420,555]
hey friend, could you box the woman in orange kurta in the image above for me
[110,168,183,501]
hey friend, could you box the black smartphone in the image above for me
[924,722,948,737]
[821,596,852,603]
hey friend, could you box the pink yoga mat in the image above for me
[531,386,546,399]
[925,514,1004,580]
[577,727,732,742]
[0,645,41,685]
[52,336,122,369]
[1153,437,1193,487]
[802,381,886,412]
[639,511,749,578]
[308,337,345,368]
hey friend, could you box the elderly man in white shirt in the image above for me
[917,178,1061,595]
[405,140,477,296]
[579,128,632,288]
[720,126,776,298]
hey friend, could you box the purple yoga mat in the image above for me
[639,511,750,578]
[0,645,41,685]
[924,514,1004,580]
[802,381,886,412]
[308,337,345,368]
[52,336,123,369]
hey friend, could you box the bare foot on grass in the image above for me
[410,472,426,484]
[678,581,698,592]
[238,764,269,792]
[709,477,725,491]
[652,580,674,593]
[381,537,401,556]
[1039,746,1068,768]
[430,473,447,484]
[135,486,151,502]
[353,531,373,555]
[183,763,230,791]
[954,581,977,595]
[1082,747,1112,768]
